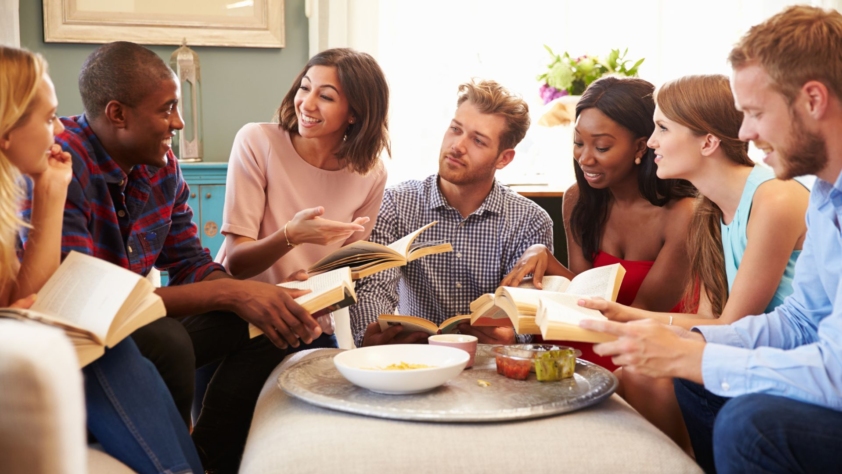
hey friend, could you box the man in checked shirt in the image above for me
[350,79,554,347]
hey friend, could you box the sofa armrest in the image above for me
[0,319,87,474]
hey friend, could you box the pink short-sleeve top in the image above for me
[216,123,388,332]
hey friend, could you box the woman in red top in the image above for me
[501,77,696,369]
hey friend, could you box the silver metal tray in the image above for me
[278,346,618,422]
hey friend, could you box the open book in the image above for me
[534,298,616,343]
[308,222,452,280]
[469,263,626,339]
[248,267,356,339]
[0,251,165,367]
[377,314,470,336]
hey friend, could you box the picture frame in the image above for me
[43,0,284,48]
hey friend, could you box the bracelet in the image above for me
[283,222,297,248]
[668,315,674,326]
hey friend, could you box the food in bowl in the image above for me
[493,344,580,382]
[373,362,436,370]
[333,344,468,394]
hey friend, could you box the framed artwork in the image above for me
[43,0,284,48]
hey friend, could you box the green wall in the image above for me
[18,0,309,162]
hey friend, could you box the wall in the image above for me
[18,0,310,162]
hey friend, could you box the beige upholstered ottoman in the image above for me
[241,350,701,474]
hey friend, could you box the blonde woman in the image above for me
[0,45,202,474]
[581,74,808,453]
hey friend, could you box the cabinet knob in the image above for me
[206,193,212,199]
[190,193,196,198]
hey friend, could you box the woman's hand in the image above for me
[286,207,369,247]
[500,244,550,288]
[31,144,72,191]
[10,294,37,309]
[578,297,637,322]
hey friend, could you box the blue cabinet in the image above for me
[161,163,228,286]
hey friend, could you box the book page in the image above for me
[309,241,399,272]
[565,264,623,299]
[29,252,141,343]
[518,275,571,293]
[538,294,607,324]
[279,267,353,307]
[386,222,437,256]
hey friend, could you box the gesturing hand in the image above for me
[579,318,706,382]
[500,244,550,288]
[286,207,369,247]
[361,321,428,347]
[231,280,321,350]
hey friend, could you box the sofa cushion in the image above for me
[241,349,702,474]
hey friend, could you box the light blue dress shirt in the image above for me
[696,171,842,409]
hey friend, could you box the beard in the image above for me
[438,151,499,186]
[775,110,828,180]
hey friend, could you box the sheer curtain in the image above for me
[318,0,837,186]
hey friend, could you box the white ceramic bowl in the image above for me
[333,344,469,395]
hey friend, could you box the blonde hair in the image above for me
[456,79,530,152]
[729,5,842,102]
[0,46,46,292]
[654,75,752,315]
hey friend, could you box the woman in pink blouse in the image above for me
[217,48,390,337]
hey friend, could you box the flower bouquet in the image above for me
[537,47,645,104]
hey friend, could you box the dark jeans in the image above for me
[675,378,842,474]
[132,317,196,427]
[182,310,338,474]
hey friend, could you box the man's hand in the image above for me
[229,280,321,350]
[456,323,516,344]
[500,244,550,288]
[580,318,706,382]
[362,321,428,346]
[286,207,369,247]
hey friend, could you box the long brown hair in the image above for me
[571,76,696,262]
[277,48,390,175]
[655,75,753,315]
[0,47,46,295]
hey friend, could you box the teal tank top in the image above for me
[721,166,800,312]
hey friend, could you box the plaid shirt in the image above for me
[350,175,554,346]
[19,114,223,285]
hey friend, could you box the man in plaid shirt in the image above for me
[351,80,553,347]
[20,42,328,473]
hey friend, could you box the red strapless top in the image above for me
[540,251,683,371]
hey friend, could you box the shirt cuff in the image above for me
[701,343,750,397]
[694,324,746,348]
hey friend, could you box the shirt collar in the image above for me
[426,174,505,216]
[75,114,161,188]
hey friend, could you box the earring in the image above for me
[343,133,348,142]
[634,156,642,165]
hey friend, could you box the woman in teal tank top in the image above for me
[580,75,809,454]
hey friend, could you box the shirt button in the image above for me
[721,381,730,391]
[117,210,126,217]
[455,282,462,289]
[118,179,125,186]
[456,252,462,258]
[127,245,133,254]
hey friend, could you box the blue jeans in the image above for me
[675,378,842,474]
[84,338,203,474]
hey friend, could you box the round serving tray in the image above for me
[278,345,618,422]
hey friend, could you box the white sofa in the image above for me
[0,319,134,474]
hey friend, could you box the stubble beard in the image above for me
[776,111,828,180]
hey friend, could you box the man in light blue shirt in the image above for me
[580,5,842,473]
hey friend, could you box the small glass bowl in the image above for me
[493,344,581,382]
